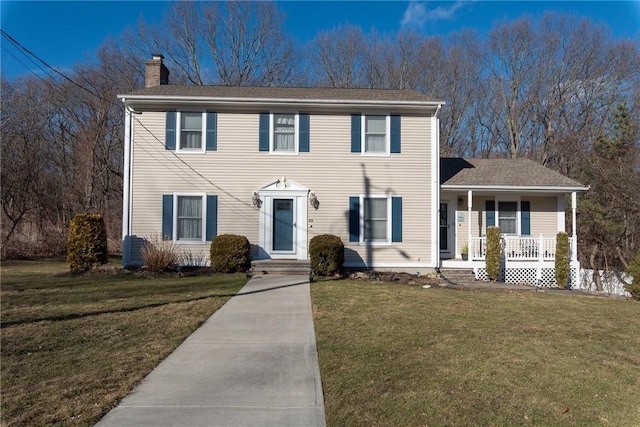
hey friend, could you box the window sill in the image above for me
[176,149,206,154]
[359,241,392,246]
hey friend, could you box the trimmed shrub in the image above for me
[67,213,108,271]
[485,226,501,281]
[625,248,640,300]
[210,234,251,273]
[141,236,180,272]
[555,232,570,289]
[310,234,344,276]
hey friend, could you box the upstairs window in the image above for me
[179,112,203,150]
[273,113,296,152]
[364,115,387,154]
[351,114,400,154]
[166,112,216,152]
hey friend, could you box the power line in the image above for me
[1,29,111,103]
[2,30,253,210]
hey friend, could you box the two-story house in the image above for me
[119,55,587,286]
[118,55,444,273]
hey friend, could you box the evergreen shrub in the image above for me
[555,232,570,289]
[210,234,251,273]
[309,234,344,276]
[67,213,108,271]
[625,249,640,300]
[486,226,501,281]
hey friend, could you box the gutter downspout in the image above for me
[433,103,443,269]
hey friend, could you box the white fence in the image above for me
[575,269,631,297]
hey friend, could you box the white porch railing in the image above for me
[470,235,574,261]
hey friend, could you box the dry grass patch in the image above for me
[312,281,640,426]
[1,259,246,426]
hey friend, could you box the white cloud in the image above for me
[401,1,469,29]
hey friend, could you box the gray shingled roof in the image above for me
[121,85,442,103]
[441,158,587,189]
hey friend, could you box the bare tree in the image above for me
[203,1,297,86]
[308,24,365,88]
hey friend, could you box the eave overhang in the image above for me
[117,94,444,112]
[441,184,589,193]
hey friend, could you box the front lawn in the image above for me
[312,281,640,426]
[1,259,246,426]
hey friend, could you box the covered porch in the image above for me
[439,158,588,287]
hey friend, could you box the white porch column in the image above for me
[571,191,578,261]
[468,190,473,263]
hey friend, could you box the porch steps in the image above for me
[439,268,476,285]
[251,259,312,276]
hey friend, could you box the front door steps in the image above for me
[439,268,476,285]
[251,259,312,276]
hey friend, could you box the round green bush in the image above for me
[485,226,501,281]
[210,234,251,273]
[555,231,570,289]
[309,234,344,276]
[67,213,108,271]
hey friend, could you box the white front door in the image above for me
[257,178,309,260]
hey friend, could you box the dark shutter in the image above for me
[351,114,361,153]
[521,201,531,235]
[299,113,310,152]
[206,195,218,241]
[259,113,269,152]
[206,112,217,151]
[390,115,401,153]
[165,112,176,150]
[349,196,360,242]
[391,197,403,242]
[486,200,495,228]
[162,195,173,240]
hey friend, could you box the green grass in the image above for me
[312,281,640,427]
[1,259,246,426]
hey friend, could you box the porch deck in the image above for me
[442,235,579,288]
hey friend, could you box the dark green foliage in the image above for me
[210,234,251,273]
[625,249,640,300]
[309,234,345,276]
[67,213,108,271]
[555,232,570,289]
[485,226,501,281]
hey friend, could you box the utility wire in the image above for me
[1,29,106,100]
[3,30,253,210]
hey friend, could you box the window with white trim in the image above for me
[176,195,204,240]
[178,112,205,151]
[498,201,517,235]
[272,113,297,153]
[363,115,388,154]
[363,196,389,242]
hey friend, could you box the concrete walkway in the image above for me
[97,275,326,427]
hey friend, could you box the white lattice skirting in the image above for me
[475,266,579,288]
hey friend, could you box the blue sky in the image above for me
[2,1,639,80]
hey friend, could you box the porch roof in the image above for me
[440,158,588,193]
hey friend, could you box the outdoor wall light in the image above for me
[308,191,320,210]
[458,196,464,206]
[252,191,262,208]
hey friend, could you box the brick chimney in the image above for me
[145,54,170,88]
